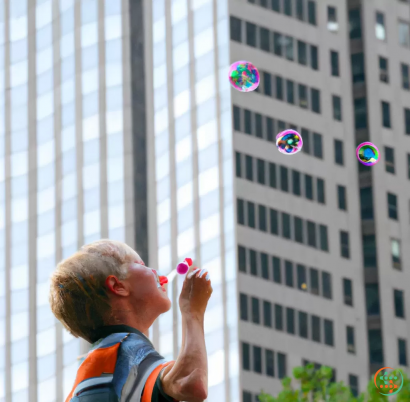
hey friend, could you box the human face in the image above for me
[125,253,171,313]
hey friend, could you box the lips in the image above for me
[151,269,167,291]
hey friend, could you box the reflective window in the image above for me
[106,64,122,87]
[82,0,97,24]
[11,289,28,315]
[11,337,29,365]
[37,163,55,190]
[61,220,77,247]
[61,125,75,152]
[62,173,77,200]
[81,22,98,47]
[10,17,28,42]
[108,204,124,229]
[83,163,100,189]
[194,29,214,60]
[105,15,122,41]
[11,361,29,392]
[11,38,27,64]
[83,114,99,141]
[105,0,121,16]
[11,312,29,341]
[37,232,55,259]
[37,187,55,215]
[83,187,100,212]
[82,69,99,95]
[11,105,28,131]
[11,175,27,198]
[83,138,99,166]
[61,198,77,223]
[11,198,28,222]
[37,91,54,120]
[61,79,75,106]
[108,180,124,206]
[107,157,123,183]
[36,24,52,50]
[106,38,122,63]
[84,210,101,236]
[60,7,74,36]
[106,85,123,111]
[61,54,75,80]
[37,210,55,236]
[37,353,56,382]
[36,1,52,30]
[10,60,28,87]
[37,140,54,167]
[82,91,99,118]
[82,44,98,71]
[60,32,75,58]
[37,69,53,96]
[37,327,56,357]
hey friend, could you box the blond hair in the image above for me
[49,239,136,342]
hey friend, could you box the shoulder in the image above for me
[141,362,176,402]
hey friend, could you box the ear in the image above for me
[105,275,129,297]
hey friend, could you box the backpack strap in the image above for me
[141,361,174,402]
[65,333,129,402]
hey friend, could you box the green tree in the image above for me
[257,364,410,402]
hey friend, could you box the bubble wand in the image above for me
[158,258,193,288]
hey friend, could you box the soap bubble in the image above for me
[228,61,260,92]
[356,142,379,166]
[276,130,303,155]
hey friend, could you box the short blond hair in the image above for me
[49,239,136,342]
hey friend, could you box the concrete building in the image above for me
[1,0,410,401]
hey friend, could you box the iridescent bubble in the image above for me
[276,129,303,155]
[356,142,380,166]
[228,61,260,92]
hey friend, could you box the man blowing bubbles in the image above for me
[49,239,213,402]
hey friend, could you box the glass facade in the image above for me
[152,0,236,400]
[0,0,127,400]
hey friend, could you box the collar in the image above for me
[92,325,153,346]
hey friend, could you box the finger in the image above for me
[187,268,201,279]
[198,269,207,278]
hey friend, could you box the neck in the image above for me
[107,306,154,337]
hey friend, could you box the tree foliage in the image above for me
[257,364,410,402]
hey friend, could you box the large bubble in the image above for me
[228,61,260,92]
[356,142,379,166]
[276,130,303,155]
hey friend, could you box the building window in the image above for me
[285,260,294,287]
[334,140,344,166]
[304,174,313,200]
[297,264,306,290]
[363,235,377,268]
[272,256,281,283]
[405,108,410,134]
[292,170,301,196]
[298,84,308,108]
[399,21,410,47]
[366,284,380,316]
[337,185,347,210]
[240,293,248,321]
[322,272,332,299]
[330,50,339,76]
[317,179,325,204]
[354,97,367,128]
[255,114,263,138]
[313,133,323,158]
[260,252,269,279]
[284,0,292,16]
[280,166,288,192]
[245,155,253,181]
[276,76,284,100]
[278,353,286,379]
[332,95,342,121]
[307,221,316,248]
[311,88,320,113]
[340,231,350,259]
[263,72,272,96]
[258,204,267,231]
[360,187,374,219]
[233,106,241,131]
[294,217,303,244]
[263,300,272,327]
[273,32,282,56]
[243,391,252,402]
[237,199,245,225]
[297,41,307,65]
[349,375,359,397]
[327,6,338,31]
[384,146,395,174]
[299,311,308,339]
[248,202,255,228]
[284,36,294,60]
[369,329,383,364]
[375,12,386,40]
[259,27,270,52]
[312,315,321,342]
[265,349,275,377]
[402,64,410,89]
[296,0,304,20]
[343,278,353,306]
[286,80,295,104]
[391,239,401,270]
[324,319,334,346]
[252,297,260,324]
[272,0,280,12]
[310,45,318,70]
[398,339,408,366]
[246,22,257,47]
[230,16,242,42]
[310,268,319,296]
[238,246,246,272]
[242,342,250,370]
[269,162,277,188]
[286,307,295,334]
[347,326,356,354]
[387,192,398,220]
[270,208,279,235]
[235,152,242,178]
[408,154,410,179]
[302,129,310,154]
[257,159,265,185]
[266,117,274,142]
[275,304,283,330]
[394,289,405,318]
[379,56,389,83]
[349,9,362,39]
[244,109,252,134]
[249,249,257,276]
[381,101,391,128]
[253,346,262,373]
[320,225,329,251]
[307,1,316,24]
[351,53,365,83]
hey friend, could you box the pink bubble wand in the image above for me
[166,258,193,283]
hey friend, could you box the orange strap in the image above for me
[65,342,121,402]
[141,361,175,402]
